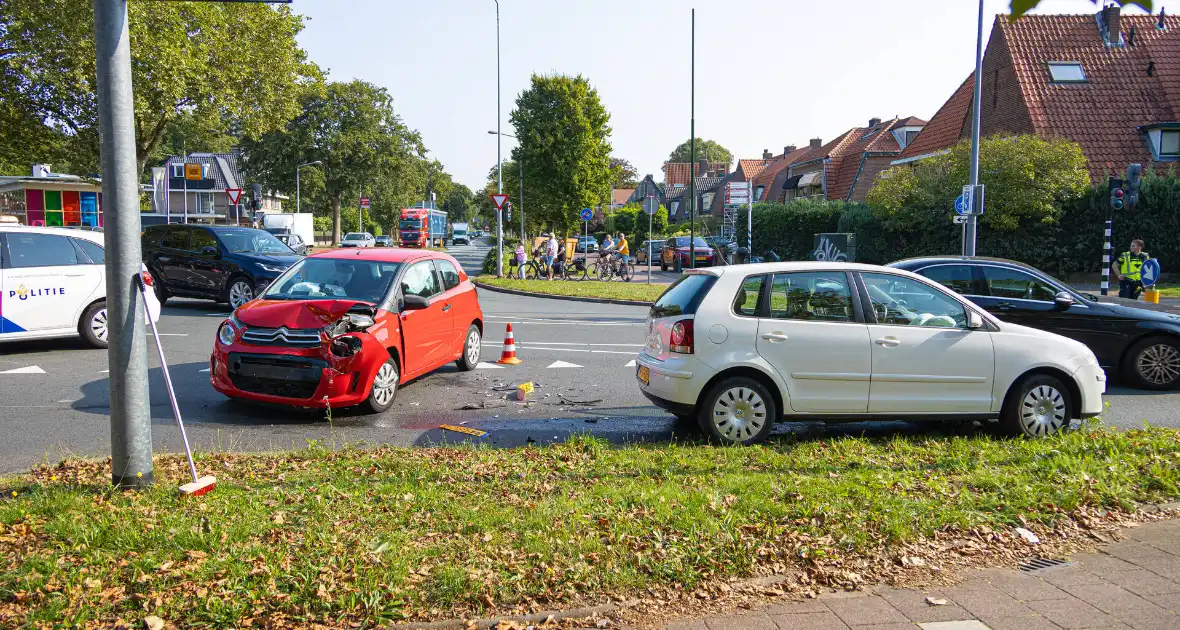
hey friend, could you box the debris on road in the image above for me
[925,597,949,606]
[559,395,603,406]
[457,400,507,410]
[516,382,535,401]
[1015,527,1040,544]
[440,424,488,437]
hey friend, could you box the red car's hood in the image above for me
[234,299,371,329]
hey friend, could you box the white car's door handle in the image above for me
[761,332,789,342]
[875,337,901,347]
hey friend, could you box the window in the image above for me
[190,229,218,253]
[1162,131,1180,157]
[768,272,853,322]
[73,238,105,264]
[160,227,191,250]
[754,186,765,201]
[734,275,766,316]
[905,129,921,146]
[5,233,79,268]
[918,265,977,295]
[650,274,718,318]
[263,259,399,302]
[861,272,968,328]
[435,259,461,290]
[171,164,183,178]
[1048,62,1086,83]
[400,261,441,299]
[981,266,1057,302]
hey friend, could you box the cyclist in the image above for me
[604,232,629,275]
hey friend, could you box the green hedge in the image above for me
[740,171,1180,275]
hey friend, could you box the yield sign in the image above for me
[225,188,244,205]
[490,193,510,210]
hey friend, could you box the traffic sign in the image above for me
[953,215,969,224]
[1142,258,1161,287]
[580,207,593,222]
[184,163,203,180]
[224,188,243,205]
[359,197,370,209]
[724,181,750,205]
[491,194,510,210]
[955,184,973,215]
[642,196,658,216]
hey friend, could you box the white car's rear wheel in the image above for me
[79,301,108,349]
[1002,374,1072,437]
[698,377,776,446]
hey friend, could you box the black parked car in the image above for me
[142,224,301,309]
[889,256,1180,389]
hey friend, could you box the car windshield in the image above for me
[262,258,402,303]
[673,237,710,248]
[217,229,293,254]
[343,233,366,241]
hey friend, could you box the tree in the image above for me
[866,135,1090,232]
[510,74,613,234]
[667,138,733,167]
[241,80,427,244]
[442,184,474,223]
[0,0,319,175]
[610,157,639,188]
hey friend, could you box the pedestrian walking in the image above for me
[1114,239,1149,300]
[544,233,559,281]
[514,241,526,280]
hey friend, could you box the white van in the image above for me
[1,226,108,348]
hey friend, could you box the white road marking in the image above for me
[198,368,210,373]
[625,360,636,367]
[0,366,46,374]
[516,346,635,356]
[484,315,642,327]
[517,341,645,347]
[474,362,504,369]
[99,369,109,373]
[546,360,583,369]
[153,333,190,337]
[204,313,233,317]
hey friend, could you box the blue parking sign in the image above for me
[580,207,593,222]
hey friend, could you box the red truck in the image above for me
[399,206,447,248]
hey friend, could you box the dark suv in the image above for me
[142,224,300,309]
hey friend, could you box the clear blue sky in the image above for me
[294,0,1132,193]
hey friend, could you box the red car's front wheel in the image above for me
[365,359,399,413]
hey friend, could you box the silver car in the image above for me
[339,232,375,248]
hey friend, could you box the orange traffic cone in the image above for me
[497,323,523,365]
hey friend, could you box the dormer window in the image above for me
[1048,62,1086,83]
[171,164,183,178]
[1139,123,1180,160]
[1162,131,1180,157]
[892,126,925,149]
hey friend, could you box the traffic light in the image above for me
[1126,163,1143,210]
[1110,177,1125,211]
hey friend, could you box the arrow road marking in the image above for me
[0,366,46,374]
[475,362,504,369]
[625,360,636,367]
[546,360,583,369]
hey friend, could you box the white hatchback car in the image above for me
[636,263,1105,445]
[1,226,109,348]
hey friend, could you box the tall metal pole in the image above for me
[95,0,152,488]
[964,0,985,256]
[296,168,301,214]
[519,158,524,240]
[495,0,503,277]
[689,8,696,269]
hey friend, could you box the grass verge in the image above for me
[1152,283,1180,297]
[2,429,1179,627]
[476,275,668,303]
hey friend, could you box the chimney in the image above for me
[32,164,52,177]
[869,117,882,127]
[762,149,773,159]
[809,138,822,149]
[1101,3,1122,46]
[784,145,796,155]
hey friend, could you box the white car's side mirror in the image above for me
[968,311,984,330]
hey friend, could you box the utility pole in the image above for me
[689,8,696,269]
[95,0,153,488]
[964,0,985,256]
[494,0,503,277]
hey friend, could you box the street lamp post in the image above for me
[489,130,523,240]
[494,0,503,277]
[964,0,985,256]
[296,160,322,215]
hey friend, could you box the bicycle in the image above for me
[563,257,591,280]
[597,252,635,282]
[522,254,554,280]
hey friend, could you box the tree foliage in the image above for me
[442,184,475,224]
[1010,0,1151,19]
[510,74,613,233]
[610,157,639,188]
[241,81,427,244]
[866,135,1090,232]
[0,0,319,175]
[667,138,733,167]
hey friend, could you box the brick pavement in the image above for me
[661,519,1180,630]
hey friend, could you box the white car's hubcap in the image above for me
[466,330,481,365]
[1138,343,1180,385]
[229,282,253,308]
[91,308,108,342]
[372,362,397,406]
[1020,385,1066,436]
[712,386,767,442]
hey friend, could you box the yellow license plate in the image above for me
[637,365,650,385]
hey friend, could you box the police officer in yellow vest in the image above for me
[1112,239,1149,299]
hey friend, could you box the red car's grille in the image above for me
[227,353,326,399]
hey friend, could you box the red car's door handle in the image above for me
[442,303,452,313]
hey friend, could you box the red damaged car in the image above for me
[210,248,483,412]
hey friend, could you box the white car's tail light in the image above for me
[670,319,694,354]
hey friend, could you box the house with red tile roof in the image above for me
[662,161,728,188]
[894,6,1180,181]
[705,157,774,215]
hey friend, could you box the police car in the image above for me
[1,225,109,348]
